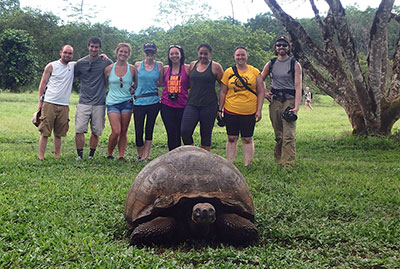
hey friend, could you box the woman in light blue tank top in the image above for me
[104,43,137,161]
[133,41,164,162]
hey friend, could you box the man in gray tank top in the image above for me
[261,36,302,169]
[74,37,112,160]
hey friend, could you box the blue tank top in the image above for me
[134,61,160,106]
[106,63,133,105]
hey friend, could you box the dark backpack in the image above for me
[268,57,304,96]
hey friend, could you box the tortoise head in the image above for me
[191,203,216,224]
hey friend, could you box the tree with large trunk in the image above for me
[264,0,400,135]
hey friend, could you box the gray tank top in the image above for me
[187,61,218,107]
[271,57,295,90]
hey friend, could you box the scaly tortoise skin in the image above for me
[124,146,258,246]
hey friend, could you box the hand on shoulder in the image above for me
[184,63,190,74]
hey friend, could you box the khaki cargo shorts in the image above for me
[38,102,70,137]
[75,104,106,136]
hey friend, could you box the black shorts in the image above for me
[225,113,256,137]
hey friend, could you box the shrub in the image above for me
[0,28,39,92]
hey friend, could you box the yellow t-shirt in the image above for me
[221,65,260,115]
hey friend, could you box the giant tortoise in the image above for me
[124,146,258,246]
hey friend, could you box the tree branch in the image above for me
[388,32,400,100]
[368,0,395,108]
[309,0,324,31]
[325,0,380,130]
[391,12,400,23]
[264,0,356,97]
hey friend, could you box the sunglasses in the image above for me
[234,45,247,52]
[119,77,123,88]
[169,45,182,49]
[62,51,73,55]
[276,43,288,48]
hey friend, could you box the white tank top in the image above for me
[44,60,75,106]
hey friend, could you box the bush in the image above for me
[0,29,39,92]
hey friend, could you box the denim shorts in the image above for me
[107,99,133,114]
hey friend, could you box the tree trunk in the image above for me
[263,0,400,135]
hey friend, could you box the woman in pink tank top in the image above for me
[160,45,190,151]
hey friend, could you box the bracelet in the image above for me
[218,109,223,112]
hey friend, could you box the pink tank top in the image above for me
[161,65,189,108]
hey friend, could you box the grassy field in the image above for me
[1,92,400,268]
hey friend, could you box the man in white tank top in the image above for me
[37,45,75,160]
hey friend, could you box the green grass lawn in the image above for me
[1,92,399,268]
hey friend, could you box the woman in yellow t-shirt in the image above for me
[218,46,265,166]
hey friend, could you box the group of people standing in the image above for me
[36,35,303,169]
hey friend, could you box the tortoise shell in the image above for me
[124,146,255,227]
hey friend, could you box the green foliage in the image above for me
[0,2,398,94]
[245,12,285,37]
[0,0,19,15]
[155,0,214,29]
[144,20,275,71]
[61,0,102,23]
[0,8,63,76]
[0,29,38,92]
[0,92,399,267]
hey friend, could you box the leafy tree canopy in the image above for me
[0,29,38,92]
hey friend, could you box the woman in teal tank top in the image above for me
[104,43,136,161]
[133,42,164,161]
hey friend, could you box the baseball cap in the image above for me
[275,36,290,44]
[32,110,42,127]
[143,42,157,52]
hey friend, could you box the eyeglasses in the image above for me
[169,45,182,49]
[276,43,288,48]
[119,77,123,88]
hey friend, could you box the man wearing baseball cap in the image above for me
[261,35,302,169]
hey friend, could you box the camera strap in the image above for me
[167,65,182,93]
[168,65,182,81]
[231,66,257,96]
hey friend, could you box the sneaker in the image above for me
[107,156,114,160]
[118,157,125,162]
[88,156,94,160]
[136,157,147,162]
[75,156,83,161]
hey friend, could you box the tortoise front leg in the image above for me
[130,216,180,246]
[216,213,259,245]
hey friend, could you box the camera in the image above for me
[216,115,226,127]
[282,106,298,122]
[168,93,178,101]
